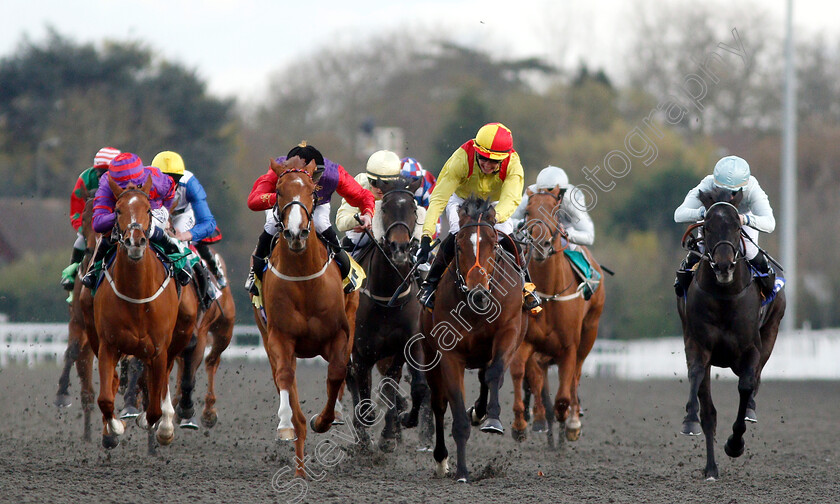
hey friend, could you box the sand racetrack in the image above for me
[1,359,838,503]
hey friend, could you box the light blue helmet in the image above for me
[536,165,569,190]
[713,155,750,189]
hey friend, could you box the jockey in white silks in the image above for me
[673,155,776,297]
[511,165,595,249]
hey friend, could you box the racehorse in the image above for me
[54,198,97,441]
[85,176,195,449]
[255,156,356,478]
[678,187,785,480]
[422,196,528,482]
[510,187,605,443]
[173,249,234,429]
[345,177,427,452]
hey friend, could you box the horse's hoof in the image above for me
[378,436,397,453]
[108,418,125,436]
[416,445,433,452]
[175,405,195,423]
[157,431,174,446]
[467,406,486,427]
[745,408,758,423]
[309,414,331,434]
[201,410,218,429]
[276,428,297,442]
[102,434,119,449]
[511,428,527,442]
[434,457,450,478]
[480,418,504,435]
[119,406,141,419]
[565,427,581,441]
[332,411,345,426]
[724,436,745,458]
[456,473,469,483]
[400,411,418,429]
[532,419,548,433]
[704,465,719,481]
[137,413,150,431]
[681,421,702,436]
[54,394,73,408]
[179,417,199,430]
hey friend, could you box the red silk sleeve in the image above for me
[247,169,279,211]
[69,176,87,230]
[336,166,375,217]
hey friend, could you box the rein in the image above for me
[452,220,498,294]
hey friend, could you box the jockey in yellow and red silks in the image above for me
[415,122,540,312]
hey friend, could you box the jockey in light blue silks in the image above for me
[673,155,777,297]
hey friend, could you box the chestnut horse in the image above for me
[85,176,195,449]
[422,196,528,482]
[254,156,356,478]
[510,188,605,443]
[678,187,785,480]
[54,197,97,441]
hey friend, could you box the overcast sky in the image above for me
[2,0,835,101]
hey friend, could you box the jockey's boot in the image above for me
[748,254,776,298]
[81,238,113,289]
[193,261,220,310]
[320,228,357,294]
[499,233,542,314]
[417,234,455,311]
[195,242,227,289]
[245,231,273,295]
[674,253,700,297]
[60,247,86,290]
[151,228,192,286]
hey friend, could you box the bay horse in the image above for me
[54,197,97,441]
[345,177,427,452]
[255,156,356,478]
[85,176,195,449]
[422,196,528,482]
[510,187,605,443]
[678,187,785,480]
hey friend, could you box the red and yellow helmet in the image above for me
[474,122,513,161]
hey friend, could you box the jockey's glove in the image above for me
[416,236,432,264]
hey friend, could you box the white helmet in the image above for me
[713,155,750,190]
[366,150,402,180]
[535,165,569,190]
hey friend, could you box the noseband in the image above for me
[703,201,743,270]
[523,192,568,260]
[273,168,315,240]
[453,220,498,293]
[113,189,153,248]
[380,189,417,248]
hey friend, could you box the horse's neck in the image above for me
[696,260,753,296]
[274,238,328,272]
[112,249,165,296]
[529,252,571,293]
[367,251,407,291]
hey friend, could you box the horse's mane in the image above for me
[699,186,743,209]
[459,195,495,222]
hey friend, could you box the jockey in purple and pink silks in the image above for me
[81,152,194,289]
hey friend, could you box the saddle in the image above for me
[561,238,601,300]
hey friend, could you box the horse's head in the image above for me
[455,196,498,310]
[109,175,154,261]
[699,187,744,284]
[377,176,418,266]
[271,156,317,253]
[522,186,566,262]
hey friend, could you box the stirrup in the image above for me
[417,283,436,311]
[81,270,98,289]
[212,256,227,288]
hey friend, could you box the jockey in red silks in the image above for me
[59,147,121,294]
[244,143,375,294]
[80,152,194,289]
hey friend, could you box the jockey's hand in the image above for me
[174,230,193,242]
[353,213,372,232]
[739,214,749,226]
[416,236,432,264]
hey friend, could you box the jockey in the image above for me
[511,165,595,247]
[336,150,425,255]
[399,157,436,208]
[244,143,375,295]
[151,150,223,309]
[60,146,121,293]
[415,122,540,312]
[80,152,193,289]
[674,155,776,297]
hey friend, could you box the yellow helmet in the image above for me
[474,122,513,161]
[151,151,185,176]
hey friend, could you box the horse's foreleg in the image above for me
[682,345,709,436]
[470,368,489,425]
[697,365,718,480]
[427,365,449,477]
[77,340,95,442]
[525,354,548,433]
[378,357,404,452]
[288,372,309,479]
[55,329,81,407]
[400,343,428,429]
[311,332,349,434]
[176,333,203,429]
[536,365,555,449]
[726,348,760,460]
[144,354,171,446]
[202,325,231,429]
[510,343,531,440]
[553,346,577,427]
[446,360,471,483]
[265,333,300,465]
[96,343,123,449]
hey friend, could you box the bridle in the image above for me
[273,168,315,241]
[452,219,498,293]
[379,189,417,251]
[702,202,744,270]
[112,188,153,249]
[522,191,568,261]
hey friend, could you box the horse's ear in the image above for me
[525,187,535,197]
[486,205,497,224]
[141,174,153,195]
[304,159,317,175]
[731,188,744,207]
[408,176,422,193]
[108,175,123,199]
[697,190,713,209]
[269,158,283,176]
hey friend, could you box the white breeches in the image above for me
[73,231,85,250]
[264,203,331,235]
[171,208,195,234]
[742,225,759,260]
[151,207,170,233]
[444,193,514,236]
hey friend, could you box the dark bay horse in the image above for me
[345,177,427,452]
[510,187,605,443]
[85,176,194,449]
[54,197,97,440]
[422,196,528,482]
[678,187,785,480]
[255,156,356,478]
